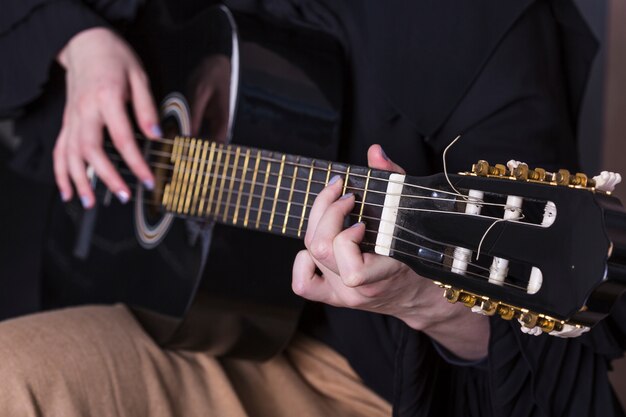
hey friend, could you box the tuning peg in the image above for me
[593,171,622,193]
[472,160,507,176]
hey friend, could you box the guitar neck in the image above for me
[159,136,393,248]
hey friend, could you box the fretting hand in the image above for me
[54,27,160,208]
[292,144,490,360]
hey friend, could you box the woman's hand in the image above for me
[292,145,489,360]
[55,27,160,208]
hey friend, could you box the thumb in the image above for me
[367,144,405,174]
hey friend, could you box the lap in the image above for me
[0,305,391,417]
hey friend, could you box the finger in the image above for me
[128,68,161,139]
[334,222,404,289]
[66,138,95,209]
[308,193,356,274]
[84,147,131,203]
[304,175,343,247]
[53,126,73,202]
[292,250,337,305]
[367,144,406,174]
[101,100,154,188]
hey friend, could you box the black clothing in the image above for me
[1,1,625,416]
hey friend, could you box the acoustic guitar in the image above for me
[43,3,626,359]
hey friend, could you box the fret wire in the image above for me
[198,142,216,216]
[359,168,371,223]
[190,140,209,216]
[173,138,190,213]
[256,160,271,229]
[342,165,351,195]
[245,150,261,227]
[179,138,195,214]
[215,144,232,217]
[233,148,251,225]
[223,146,241,222]
[325,161,332,185]
[183,138,201,215]
[207,144,223,216]
[283,157,299,234]
[269,154,286,232]
[299,159,315,237]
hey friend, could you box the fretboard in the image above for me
[160,136,393,248]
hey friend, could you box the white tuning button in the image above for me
[506,160,523,173]
[451,190,484,275]
[488,195,523,285]
[593,171,622,193]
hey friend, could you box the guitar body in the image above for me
[43,4,346,359]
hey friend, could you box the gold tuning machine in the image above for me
[434,282,572,334]
[466,160,599,192]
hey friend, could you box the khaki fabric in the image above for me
[0,305,392,417]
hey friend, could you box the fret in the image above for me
[358,168,372,223]
[269,154,286,232]
[245,150,262,227]
[163,137,182,210]
[256,159,271,229]
[184,138,201,215]
[174,138,191,213]
[233,148,251,225]
[298,159,315,237]
[325,161,332,185]
[214,144,231,217]
[207,143,223,216]
[342,165,351,195]
[282,157,299,234]
[190,140,209,216]
[223,146,241,222]
[198,142,216,216]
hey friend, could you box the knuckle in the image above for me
[343,271,365,288]
[310,240,332,262]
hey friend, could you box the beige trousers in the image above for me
[0,305,391,417]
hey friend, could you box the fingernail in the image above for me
[150,124,162,138]
[380,147,389,161]
[340,192,354,200]
[143,179,155,191]
[351,221,364,228]
[116,190,130,204]
[60,191,71,202]
[328,175,341,185]
[80,195,92,209]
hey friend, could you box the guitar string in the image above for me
[104,147,521,215]
[111,164,532,229]
[118,137,500,198]
[104,178,532,290]
[140,199,528,290]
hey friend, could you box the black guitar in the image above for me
[43,4,626,359]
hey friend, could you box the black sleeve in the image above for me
[0,0,142,118]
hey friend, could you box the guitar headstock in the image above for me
[382,160,626,337]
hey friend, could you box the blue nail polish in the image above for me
[60,191,70,202]
[329,175,341,185]
[143,179,155,191]
[116,191,130,204]
[351,221,364,228]
[380,147,389,161]
[340,192,354,200]
[80,195,91,208]
[151,125,163,138]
